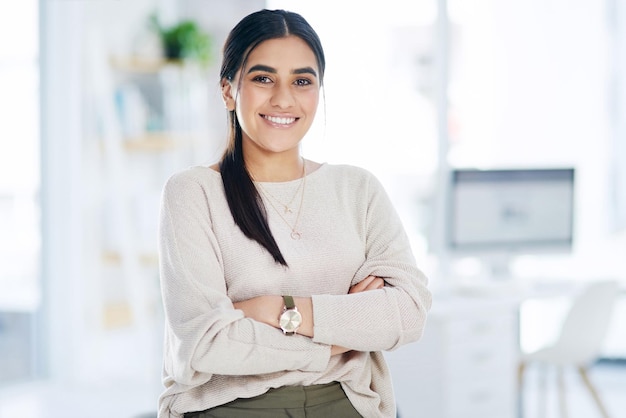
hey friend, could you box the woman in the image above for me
[158,9,432,418]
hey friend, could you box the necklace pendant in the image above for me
[284,206,292,214]
[290,231,302,240]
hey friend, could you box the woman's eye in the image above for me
[252,75,272,84]
[294,78,312,86]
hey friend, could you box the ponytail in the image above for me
[219,113,288,266]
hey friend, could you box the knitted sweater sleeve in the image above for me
[159,172,330,387]
[311,170,432,351]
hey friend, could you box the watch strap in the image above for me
[282,295,295,310]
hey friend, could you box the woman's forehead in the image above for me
[245,36,319,72]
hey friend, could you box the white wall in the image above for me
[40,0,87,382]
[492,1,612,250]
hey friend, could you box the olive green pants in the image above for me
[184,382,362,418]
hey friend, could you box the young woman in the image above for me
[158,9,432,418]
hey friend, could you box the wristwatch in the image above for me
[279,295,302,335]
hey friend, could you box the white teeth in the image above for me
[264,115,296,125]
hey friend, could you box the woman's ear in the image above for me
[221,79,236,111]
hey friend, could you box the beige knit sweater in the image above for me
[158,163,432,418]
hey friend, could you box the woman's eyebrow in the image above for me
[292,67,317,77]
[247,64,317,78]
[247,64,276,74]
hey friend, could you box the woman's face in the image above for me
[223,36,321,158]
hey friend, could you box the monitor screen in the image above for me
[448,168,575,253]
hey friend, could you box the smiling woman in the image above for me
[157,8,431,418]
[222,36,321,162]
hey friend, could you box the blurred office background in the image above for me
[0,0,625,417]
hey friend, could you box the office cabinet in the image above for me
[385,295,520,418]
[0,311,33,383]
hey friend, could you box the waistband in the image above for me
[222,382,346,410]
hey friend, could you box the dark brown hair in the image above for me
[219,9,325,266]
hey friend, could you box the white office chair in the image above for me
[518,280,620,418]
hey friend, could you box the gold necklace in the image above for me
[253,159,306,240]
[255,165,305,214]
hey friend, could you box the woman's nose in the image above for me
[269,83,295,108]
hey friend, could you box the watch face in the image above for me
[279,309,302,333]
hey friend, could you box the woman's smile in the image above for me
[261,114,299,127]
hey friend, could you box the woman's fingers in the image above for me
[349,275,385,294]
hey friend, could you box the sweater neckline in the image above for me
[205,162,328,185]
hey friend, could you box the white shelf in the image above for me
[109,56,184,74]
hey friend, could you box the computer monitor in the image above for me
[447,167,575,279]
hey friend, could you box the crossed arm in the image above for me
[233,275,385,355]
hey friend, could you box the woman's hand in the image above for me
[349,275,385,293]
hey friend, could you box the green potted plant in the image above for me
[150,15,212,66]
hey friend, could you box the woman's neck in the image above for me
[246,155,306,182]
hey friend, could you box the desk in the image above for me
[384,293,521,418]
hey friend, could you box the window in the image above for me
[0,0,40,383]
[267,0,439,256]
